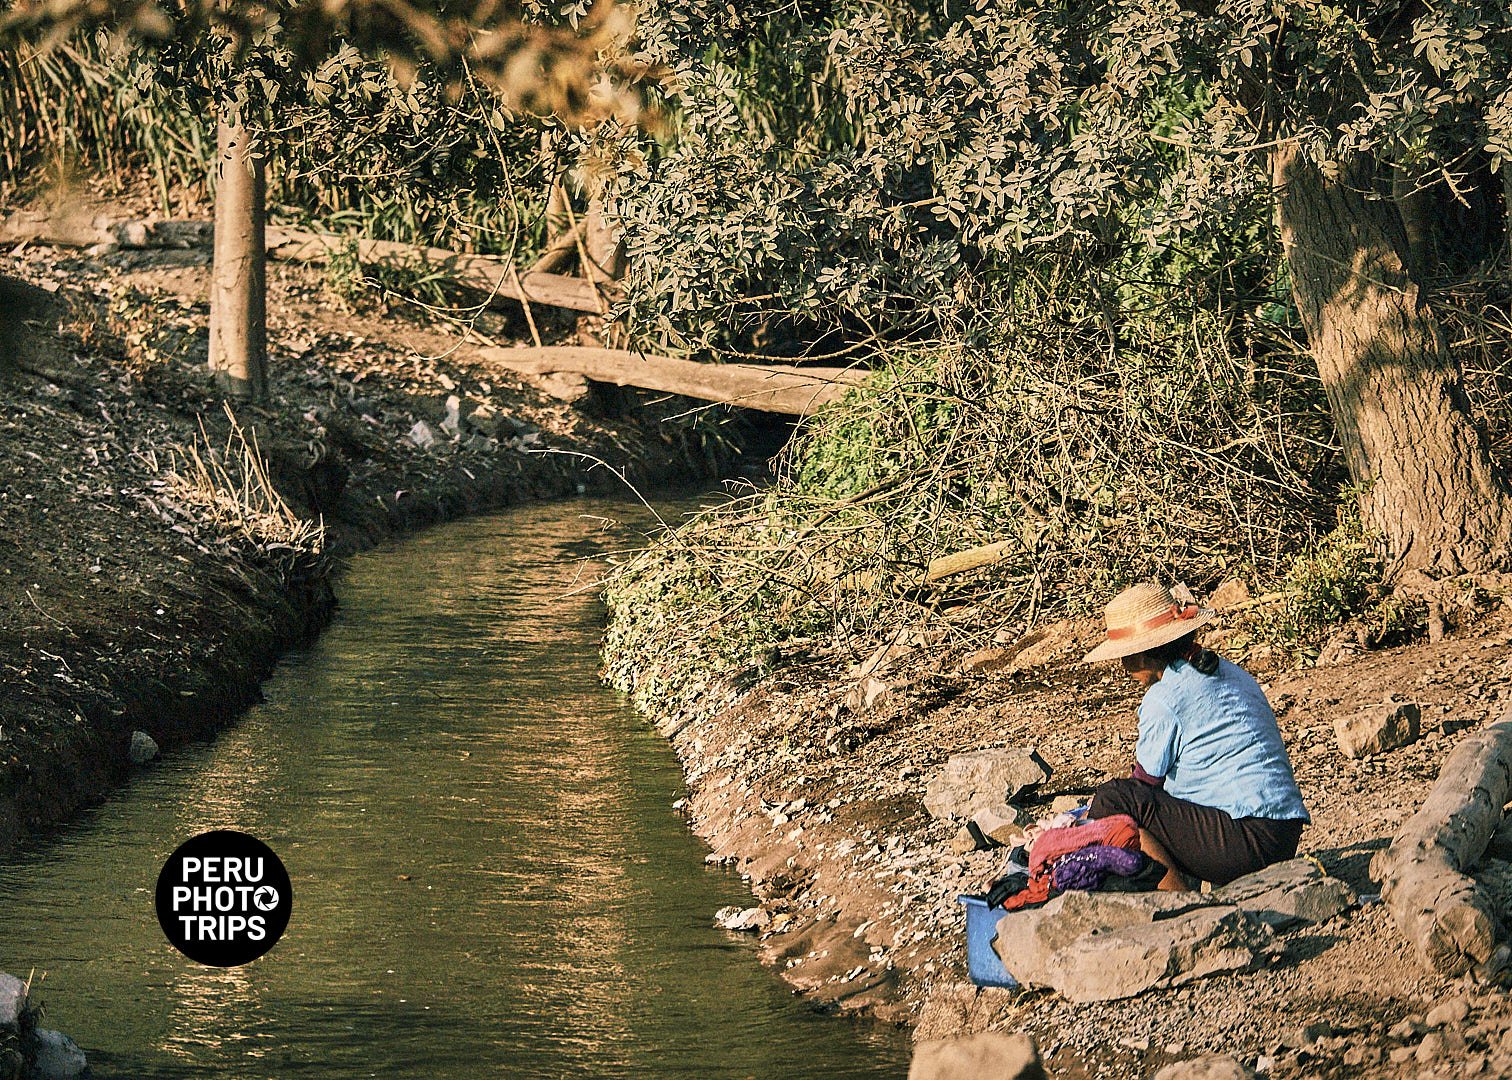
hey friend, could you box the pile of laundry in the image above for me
[974,806,1164,911]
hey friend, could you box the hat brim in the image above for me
[1082,608,1217,664]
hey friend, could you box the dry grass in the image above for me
[602,285,1344,715]
[165,406,325,561]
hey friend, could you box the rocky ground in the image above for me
[648,593,1512,1076]
[0,190,762,857]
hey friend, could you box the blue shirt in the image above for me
[1135,658,1309,823]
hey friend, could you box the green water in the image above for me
[0,499,908,1079]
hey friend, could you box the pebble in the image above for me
[1426,997,1470,1028]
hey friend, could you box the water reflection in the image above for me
[0,499,908,1079]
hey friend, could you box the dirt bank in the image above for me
[639,594,1512,1076]
[0,226,763,859]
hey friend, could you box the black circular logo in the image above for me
[155,830,293,966]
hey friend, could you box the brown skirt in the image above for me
[1088,777,1304,887]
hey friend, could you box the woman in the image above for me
[1082,582,1309,891]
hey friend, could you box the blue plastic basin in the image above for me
[956,895,1020,989]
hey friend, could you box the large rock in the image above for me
[999,903,1273,1003]
[0,974,26,1032]
[909,1031,1045,1080]
[1154,1056,1257,1080]
[992,890,1204,987]
[128,731,159,765]
[923,748,1050,821]
[24,1030,86,1080]
[1211,858,1354,929]
[1335,702,1420,758]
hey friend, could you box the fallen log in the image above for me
[0,210,609,315]
[0,209,210,249]
[527,222,586,275]
[1371,712,1512,976]
[264,226,607,314]
[474,345,866,417]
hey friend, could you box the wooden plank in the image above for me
[474,345,866,417]
[264,226,607,313]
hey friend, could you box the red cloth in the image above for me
[998,876,1053,912]
[1028,814,1140,878]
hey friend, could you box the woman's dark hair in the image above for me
[1143,630,1219,675]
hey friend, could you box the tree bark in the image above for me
[1391,166,1436,281]
[1371,713,1512,976]
[209,107,269,402]
[1272,145,1512,576]
[582,195,625,284]
[1503,163,1512,273]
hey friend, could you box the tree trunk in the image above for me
[209,108,268,402]
[1503,162,1512,273]
[582,195,625,284]
[1271,145,1512,576]
[1391,166,1436,280]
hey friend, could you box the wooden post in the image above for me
[208,106,269,402]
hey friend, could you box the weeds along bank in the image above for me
[602,278,1484,726]
[0,247,747,857]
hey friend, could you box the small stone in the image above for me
[1389,1046,1416,1065]
[959,647,1012,675]
[1208,579,1251,610]
[714,906,769,932]
[128,730,160,765]
[843,677,892,714]
[440,394,463,437]
[407,419,439,449]
[1416,1031,1444,1063]
[24,1030,87,1080]
[1426,997,1471,1028]
[1153,1055,1256,1080]
[1279,1023,1332,1049]
[1211,858,1354,929]
[467,402,503,438]
[1390,1018,1427,1041]
[1335,701,1421,758]
[909,1032,1045,1080]
[0,973,26,1031]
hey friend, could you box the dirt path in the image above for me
[0,234,743,858]
[648,603,1512,1076]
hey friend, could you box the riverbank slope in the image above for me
[629,578,1512,1077]
[0,232,750,858]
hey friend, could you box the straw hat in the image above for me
[1082,582,1216,663]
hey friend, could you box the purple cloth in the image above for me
[1132,761,1165,787]
[1050,844,1148,892]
